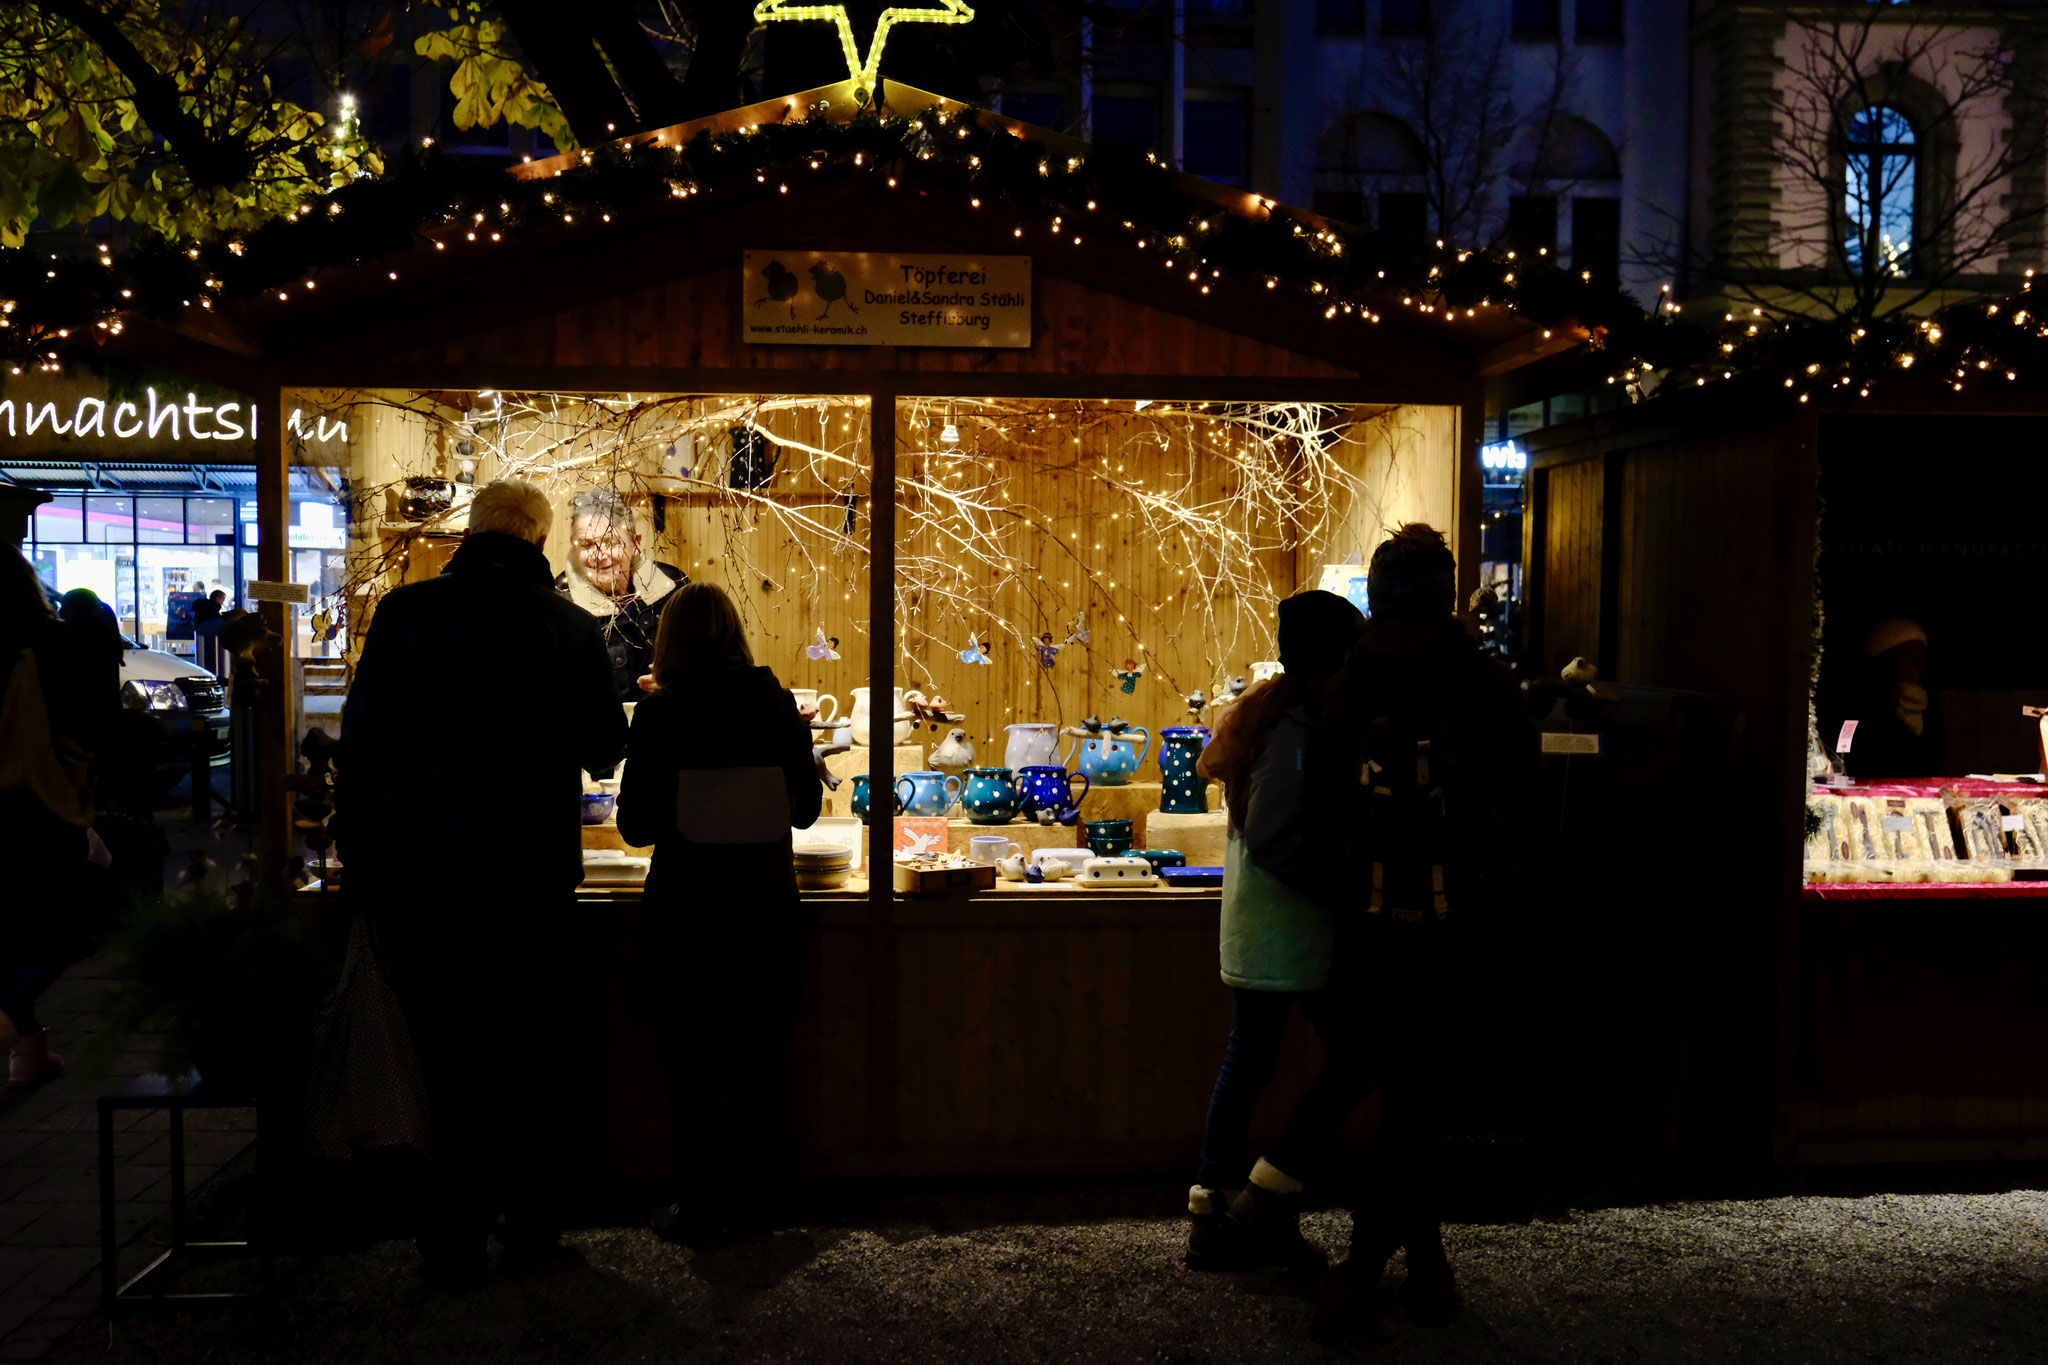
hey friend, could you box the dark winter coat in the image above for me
[335,532,626,894]
[616,665,823,1025]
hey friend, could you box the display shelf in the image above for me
[1141,810,1230,866]
[823,744,930,818]
[582,824,652,855]
[1802,881,2048,901]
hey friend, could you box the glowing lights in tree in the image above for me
[750,0,975,102]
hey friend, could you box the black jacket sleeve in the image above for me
[567,611,628,779]
[778,688,824,831]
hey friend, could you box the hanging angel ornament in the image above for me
[807,628,842,662]
[1112,657,1145,694]
[958,638,993,666]
[1036,633,1061,669]
[1064,611,1091,645]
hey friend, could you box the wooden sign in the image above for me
[246,580,310,604]
[1541,732,1600,755]
[742,251,1031,347]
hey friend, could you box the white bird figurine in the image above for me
[1561,657,1599,686]
[929,728,976,772]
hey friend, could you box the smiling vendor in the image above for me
[555,488,687,701]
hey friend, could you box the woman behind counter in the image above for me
[615,583,823,1245]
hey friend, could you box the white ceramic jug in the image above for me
[849,686,911,747]
[1003,722,1060,772]
[790,689,840,724]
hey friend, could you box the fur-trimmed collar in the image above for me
[562,555,681,618]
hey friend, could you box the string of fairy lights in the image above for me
[2,94,2044,404]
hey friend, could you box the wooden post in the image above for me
[864,389,898,1153]
[254,384,293,873]
[1457,387,1486,617]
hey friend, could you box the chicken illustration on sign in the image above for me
[757,259,858,320]
[742,252,1032,348]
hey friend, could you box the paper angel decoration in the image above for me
[807,628,842,661]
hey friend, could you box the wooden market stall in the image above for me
[113,80,1569,1175]
[1521,383,2048,1167]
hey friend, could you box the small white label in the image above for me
[246,580,309,604]
[1836,720,1860,753]
[2003,814,2025,832]
[1823,773,1855,788]
[1541,732,1600,755]
[1881,816,1913,832]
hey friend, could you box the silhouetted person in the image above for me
[618,582,822,1245]
[1185,588,1365,1272]
[1313,524,1534,1341]
[1821,617,1944,779]
[193,586,226,676]
[336,479,625,1289]
[0,550,97,1087]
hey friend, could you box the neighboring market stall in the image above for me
[79,78,1569,1174]
[1523,387,2048,1166]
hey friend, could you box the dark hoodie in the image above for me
[617,664,824,1022]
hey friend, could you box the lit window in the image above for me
[1844,105,1916,276]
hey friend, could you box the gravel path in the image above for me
[38,1182,2048,1363]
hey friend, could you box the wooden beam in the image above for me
[1474,322,1589,379]
[253,383,293,875]
[865,387,899,1153]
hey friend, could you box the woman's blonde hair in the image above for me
[651,582,754,686]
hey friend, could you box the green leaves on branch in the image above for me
[414,10,577,152]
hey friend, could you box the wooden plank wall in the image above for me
[388,268,1356,381]
[1537,457,1604,677]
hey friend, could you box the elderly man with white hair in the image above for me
[554,488,688,701]
[335,477,625,1290]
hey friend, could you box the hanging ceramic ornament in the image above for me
[1112,658,1145,694]
[807,628,842,661]
[958,638,993,666]
[1064,611,1091,645]
[1036,634,1061,669]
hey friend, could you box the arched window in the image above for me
[1844,105,1917,276]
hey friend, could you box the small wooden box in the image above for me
[892,862,998,896]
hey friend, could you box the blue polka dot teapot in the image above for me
[1062,714,1152,788]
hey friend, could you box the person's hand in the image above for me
[637,673,659,693]
[796,699,819,721]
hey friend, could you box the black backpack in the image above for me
[1240,704,1362,912]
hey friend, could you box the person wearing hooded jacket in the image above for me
[616,581,823,1245]
[1310,523,1535,1341]
[1184,588,1367,1272]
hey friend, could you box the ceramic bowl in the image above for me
[795,865,854,890]
[581,792,617,825]
[1086,836,1134,858]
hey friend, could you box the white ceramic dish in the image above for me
[580,852,650,882]
[1076,855,1158,889]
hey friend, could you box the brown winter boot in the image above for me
[1183,1185,1243,1271]
[1219,1159,1328,1273]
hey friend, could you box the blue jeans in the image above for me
[1197,985,1369,1192]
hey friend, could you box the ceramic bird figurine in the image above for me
[813,741,852,791]
[1562,657,1598,686]
[1185,689,1208,721]
[929,728,975,772]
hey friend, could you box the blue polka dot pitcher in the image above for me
[1063,722,1152,788]
[1157,726,1212,813]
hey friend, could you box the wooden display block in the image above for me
[1143,810,1230,867]
[944,819,1083,857]
[823,744,929,818]
[893,861,998,896]
[583,824,653,856]
[1075,781,1164,828]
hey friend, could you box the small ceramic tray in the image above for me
[1159,866,1224,888]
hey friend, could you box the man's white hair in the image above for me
[468,479,552,544]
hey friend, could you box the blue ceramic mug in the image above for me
[895,770,963,818]
[960,767,1022,824]
[1015,765,1090,822]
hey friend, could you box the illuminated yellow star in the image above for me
[752,0,975,98]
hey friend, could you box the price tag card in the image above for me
[1836,719,1859,753]
[2003,814,2025,832]
[1541,732,1600,755]
[1880,816,1913,833]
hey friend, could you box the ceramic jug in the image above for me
[1003,722,1060,772]
[959,767,1022,824]
[894,770,962,818]
[790,689,840,724]
[849,773,903,825]
[1157,726,1212,814]
[1064,725,1152,787]
[1015,765,1089,823]
[850,686,912,747]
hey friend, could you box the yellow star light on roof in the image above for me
[752,0,975,99]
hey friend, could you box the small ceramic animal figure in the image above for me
[929,728,976,771]
[1562,657,1598,686]
[1185,689,1208,721]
